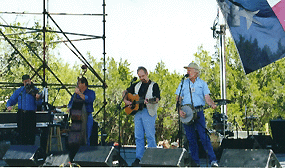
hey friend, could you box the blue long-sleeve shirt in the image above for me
[68,88,96,113]
[6,86,42,111]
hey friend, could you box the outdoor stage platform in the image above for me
[0,113,285,167]
[0,136,285,167]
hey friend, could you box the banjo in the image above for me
[180,105,210,124]
[180,99,231,124]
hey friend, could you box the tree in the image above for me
[0,21,65,110]
[149,61,182,142]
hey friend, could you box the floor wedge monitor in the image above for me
[219,149,281,167]
[2,145,44,167]
[43,151,70,167]
[140,148,192,167]
[73,146,120,167]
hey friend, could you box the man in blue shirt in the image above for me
[6,74,42,145]
[67,77,96,146]
[175,63,218,167]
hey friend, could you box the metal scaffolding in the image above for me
[0,0,108,144]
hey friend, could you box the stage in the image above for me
[0,112,285,167]
[0,135,285,167]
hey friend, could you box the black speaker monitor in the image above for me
[43,151,70,167]
[140,148,191,167]
[219,149,281,167]
[2,145,44,167]
[73,146,119,167]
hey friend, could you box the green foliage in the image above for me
[149,61,182,142]
[217,38,285,134]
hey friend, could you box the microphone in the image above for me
[81,65,88,70]
[183,74,189,78]
[130,77,137,85]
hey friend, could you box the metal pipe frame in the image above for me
[0,11,106,16]
[0,0,108,143]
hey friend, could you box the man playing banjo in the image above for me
[175,62,218,167]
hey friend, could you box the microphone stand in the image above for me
[234,116,238,139]
[117,92,126,165]
[51,87,62,107]
[176,75,187,148]
[115,78,136,166]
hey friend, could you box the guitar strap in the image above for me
[188,80,198,123]
[188,80,195,110]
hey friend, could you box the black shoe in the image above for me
[131,158,140,167]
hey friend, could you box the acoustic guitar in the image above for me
[124,93,156,115]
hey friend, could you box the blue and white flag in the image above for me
[217,0,285,74]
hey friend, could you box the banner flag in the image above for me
[217,0,285,74]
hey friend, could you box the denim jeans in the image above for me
[86,113,94,146]
[134,108,157,160]
[183,111,217,164]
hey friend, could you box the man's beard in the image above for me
[141,79,147,83]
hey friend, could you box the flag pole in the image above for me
[218,24,227,137]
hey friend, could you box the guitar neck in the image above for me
[135,100,145,104]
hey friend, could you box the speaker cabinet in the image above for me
[73,146,119,167]
[270,119,285,152]
[0,141,10,159]
[249,135,274,149]
[2,145,44,167]
[219,149,281,167]
[221,138,254,149]
[43,151,70,167]
[140,148,191,167]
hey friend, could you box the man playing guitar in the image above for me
[123,66,160,167]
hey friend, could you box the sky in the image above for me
[0,0,282,75]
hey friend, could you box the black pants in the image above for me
[17,110,36,145]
